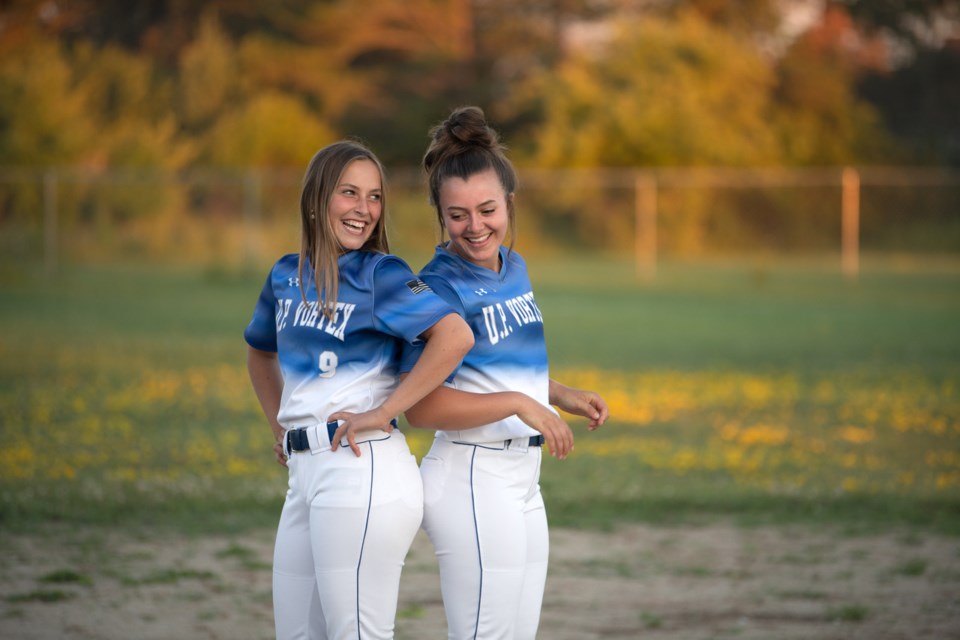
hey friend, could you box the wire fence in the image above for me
[1,166,958,276]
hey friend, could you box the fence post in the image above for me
[841,167,860,282]
[635,172,657,280]
[243,169,262,266]
[43,169,58,274]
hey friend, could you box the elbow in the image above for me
[246,345,274,372]
[403,403,432,429]
[426,313,474,359]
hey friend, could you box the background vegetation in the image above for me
[1,0,957,173]
[0,1,958,536]
[0,257,957,534]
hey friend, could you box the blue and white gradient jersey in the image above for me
[401,245,554,443]
[244,252,456,431]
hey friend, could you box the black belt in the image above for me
[286,419,398,453]
[456,435,544,450]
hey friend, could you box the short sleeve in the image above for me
[398,273,466,377]
[243,271,278,352]
[371,257,458,345]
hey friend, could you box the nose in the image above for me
[466,213,482,231]
[355,197,369,216]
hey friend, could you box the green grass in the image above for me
[890,559,929,576]
[122,569,217,586]
[827,603,870,622]
[529,255,960,375]
[39,570,93,586]
[1,255,958,534]
[5,590,74,603]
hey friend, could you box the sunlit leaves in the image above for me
[0,36,94,166]
[179,12,239,131]
[533,14,780,168]
[204,92,335,168]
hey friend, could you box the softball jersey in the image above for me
[245,250,456,640]
[400,244,556,443]
[245,251,455,430]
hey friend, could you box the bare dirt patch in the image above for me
[2,521,958,639]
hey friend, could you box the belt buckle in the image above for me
[287,428,309,453]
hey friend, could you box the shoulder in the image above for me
[341,251,417,291]
[418,257,463,295]
[258,253,300,288]
[363,251,415,278]
[419,251,460,280]
[349,250,411,271]
[503,249,532,286]
[503,248,527,270]
[269,253,300,277]
[265,253,299,270]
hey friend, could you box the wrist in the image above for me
[508,391,534,416]
[369,404,394,426]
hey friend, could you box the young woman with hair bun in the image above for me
[400,107,609,639]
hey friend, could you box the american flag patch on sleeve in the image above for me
[406,279,432,294]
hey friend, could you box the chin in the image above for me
[339,237,370,251]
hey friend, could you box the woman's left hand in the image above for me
[327,407,396,457]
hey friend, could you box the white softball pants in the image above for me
[420,437,548,640]
[272,430,423,640]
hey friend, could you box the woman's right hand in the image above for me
[273,435,288,468]
[515,395,574,460]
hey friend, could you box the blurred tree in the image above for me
[834,0,960,163]
[170,9,337,167]
[1,0,952,171]
[773,4,900,164]
[178,11,238,132]
[204,92,335,167]
[858,40,960,163]
[837,0,959,46]
[298,0,480,164]
[0,0,317,63]
[70,42,194,168]
[0,34,94,166]
[475,0,607,151]
[532,13,780,167]
[300,0,611,164]
[526,13,784,253]
[657,0,780,34]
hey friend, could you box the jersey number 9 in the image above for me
[319,350,338,378]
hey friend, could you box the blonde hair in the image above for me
[299,141,389,319]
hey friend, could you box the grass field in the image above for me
[1,254,958,534]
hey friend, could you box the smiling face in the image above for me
[439,168,511,271]
[328,158,383,252]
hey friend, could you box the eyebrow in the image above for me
[339,182,381,192]
[446,199,497,212]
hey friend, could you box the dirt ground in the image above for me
[2,520,959,640]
